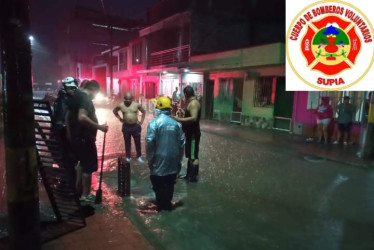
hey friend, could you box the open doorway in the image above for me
[273,77,294,131]
[205,79,214,119]
[231,78,243,123]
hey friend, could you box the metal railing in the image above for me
[149,45,190,67]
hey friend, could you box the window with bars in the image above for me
[307,91,366,122]
[253,77,275,107]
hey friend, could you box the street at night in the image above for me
[36,106,374,250]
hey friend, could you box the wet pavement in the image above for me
[1,106,374,249]
[93,108,374,250]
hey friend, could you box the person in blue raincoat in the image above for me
[146,96,185,211]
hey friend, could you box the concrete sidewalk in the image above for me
[200,120,373,168]
[42,212,153,250]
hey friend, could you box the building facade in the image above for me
[88,0,369,142]
[190,43,287,129]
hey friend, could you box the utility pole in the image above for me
[109,17,113,97]
[0,0,41,249]
[99,0,113,97]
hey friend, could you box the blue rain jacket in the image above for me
[146,109,185,176]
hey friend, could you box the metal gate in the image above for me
[34,100,85,242]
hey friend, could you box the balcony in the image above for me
[149,45,190,67]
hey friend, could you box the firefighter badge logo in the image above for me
[286,0,374,91]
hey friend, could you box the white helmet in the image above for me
[62,76,78,88]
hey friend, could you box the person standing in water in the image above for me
[174,86,201,182]
[113,92,146,163]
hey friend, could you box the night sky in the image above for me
[30,0,157,84]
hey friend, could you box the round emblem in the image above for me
[286,0,374,90]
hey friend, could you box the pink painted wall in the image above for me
[292,92,315,126]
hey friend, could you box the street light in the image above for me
[29,35,35,46]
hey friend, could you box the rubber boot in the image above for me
[179,161,192,180]
[188,164,199,183]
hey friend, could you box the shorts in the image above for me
[317,118,331,126]
[72,138,98,174]
[185,132,201,160]
[338,122,352,133]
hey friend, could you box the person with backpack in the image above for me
[53,77,79,131]
[52,76,79,177]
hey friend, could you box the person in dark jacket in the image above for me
[66,80,109,202]
[52,76,79,177]
[53,76,79,131]
[333,96,354,145]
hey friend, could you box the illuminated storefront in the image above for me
[160,71,203,98]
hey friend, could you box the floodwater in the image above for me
[2,107,374,250]
[96,109,374,250]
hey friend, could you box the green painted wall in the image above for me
[196,43,285,122]
[212,76,274,121]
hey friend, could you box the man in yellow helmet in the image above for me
[146,96,185,211]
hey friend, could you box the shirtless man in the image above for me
[113,92,146,163]
[174,86,201,182]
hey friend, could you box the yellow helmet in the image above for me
[156,96,172,109]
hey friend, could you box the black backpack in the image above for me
[53,89,70,130]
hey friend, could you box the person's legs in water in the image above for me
[122,124,132,162]
[133,123,144,163]
[151,175,172,211]
[189,133,200,182]
[317,121,323,142]
[165,174,177,206]
[343,123,352,145]
[79,139,98,201]
[179,133,192,179]
[322,121,329,144]
[82,173,92,197]
[334,125,342,144]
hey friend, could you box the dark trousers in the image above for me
[150,174,177,211]
[122,123,142,158]
[185,132,201,160]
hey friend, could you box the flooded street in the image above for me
[1,106,374,249]
[94,107,374,250]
